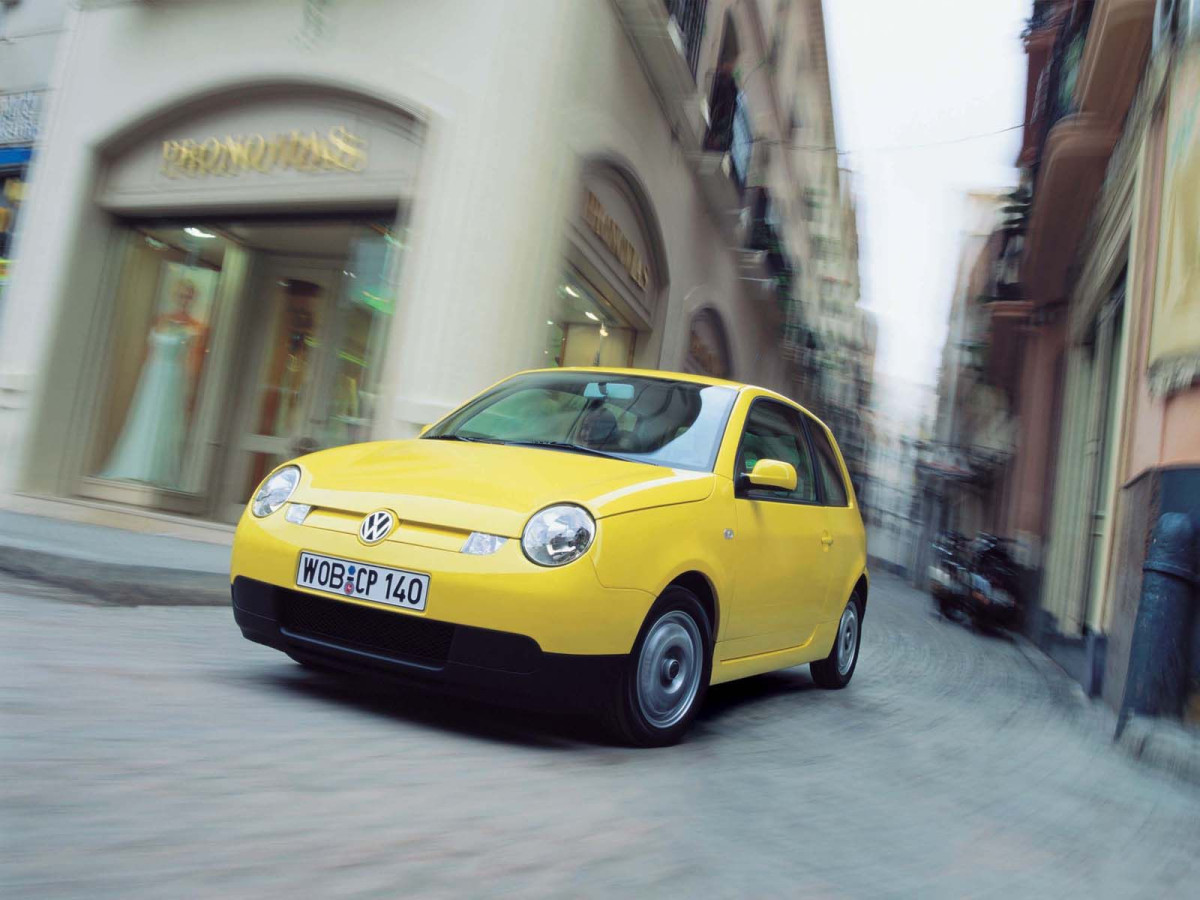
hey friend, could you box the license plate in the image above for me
[296,552,429,611]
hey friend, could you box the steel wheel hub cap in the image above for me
[836,603,859,676]
[637,611,703,729]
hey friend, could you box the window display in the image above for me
[93,227,228,492]
[89,216,403,519]
[100,263,216,488]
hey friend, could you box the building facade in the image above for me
[1038,1,1200,710]
[0,0,70,327]
[940,0,1200,716]
[0,0,863,534]
[915,191,1021,582]
[861,378,934,577]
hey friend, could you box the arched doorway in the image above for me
[685,307,733,379]
[551,160,668,369]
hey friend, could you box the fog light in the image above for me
[462,532,507,556]
[285,503,313,525]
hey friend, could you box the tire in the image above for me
[811,592,863,689]
[603,586,712,747]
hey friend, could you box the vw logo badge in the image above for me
[359,509,395,545]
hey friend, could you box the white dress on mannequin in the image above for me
[100,323,194,489]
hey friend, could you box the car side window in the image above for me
[806,419,850,507]
[736,401,818,503]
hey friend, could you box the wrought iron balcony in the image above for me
[611,0,708,148]
[1026,0,1062,35]
[1033,2,1094,170]
[981,228,1025,302]
[663,0,707,79]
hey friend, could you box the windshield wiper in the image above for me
[502,440,624,460]
[423,434,502,443]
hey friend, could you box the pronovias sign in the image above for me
[160,125,368,177]
[99,93,422,213]
[583,190,650,291]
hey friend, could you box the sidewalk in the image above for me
[1008,615,1200,787]
[0,510,230,606]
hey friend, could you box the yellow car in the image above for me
[232,368,868,745]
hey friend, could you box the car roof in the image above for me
[520,366,743,389]
[512,367,822,423]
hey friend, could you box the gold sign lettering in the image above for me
[160,125,368,178]
[583,190,650,290]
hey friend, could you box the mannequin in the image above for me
[100,277,209,489]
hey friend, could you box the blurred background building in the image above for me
[0,0,871,531]
[911,190,1020,584]
[923,0,1200,719]
[861,378,933,576]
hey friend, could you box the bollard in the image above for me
[1116,513,1198,737]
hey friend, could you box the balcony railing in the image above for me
[1032,1,1094,172]
[746,187,777,251]
[1026,0,1062,35]
[981,229,1025,302]
[663,0,707,79]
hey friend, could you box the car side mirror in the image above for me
[744,459,797,493]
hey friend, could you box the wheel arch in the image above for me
[854,572,869,620]
[664,570,720,642]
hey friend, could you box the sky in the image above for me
[822,0,1031,394]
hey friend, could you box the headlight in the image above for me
[521,504,595,567]
[251,466,301,518]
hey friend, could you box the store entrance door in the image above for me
[221,258,344,520]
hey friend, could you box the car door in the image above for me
[803,413,864,624]
[728,398,831,653]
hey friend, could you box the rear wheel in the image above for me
[604,587,711,747]
[811,593,862,689]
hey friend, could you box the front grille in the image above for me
[279,590,454,666]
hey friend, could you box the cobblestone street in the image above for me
[3,570,1198,898]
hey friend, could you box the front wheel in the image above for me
[811,593,862,689]
[603,587,712,747]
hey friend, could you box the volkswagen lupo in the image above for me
[232,369,868,745]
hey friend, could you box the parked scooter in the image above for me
[927,530,971,618]
[963,533,1023,631]
[927,531,1023,631]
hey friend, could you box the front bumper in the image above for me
[233,577,624,708]
[231,509,655,656]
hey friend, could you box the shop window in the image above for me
[545,272,635,368]
[91,225,230,493]
[87,217,403,517]
[0,172,27,326]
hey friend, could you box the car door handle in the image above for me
[821,531,834,548]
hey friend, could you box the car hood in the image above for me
[293,439,715,538]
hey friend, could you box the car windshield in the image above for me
[425,372,738,472]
